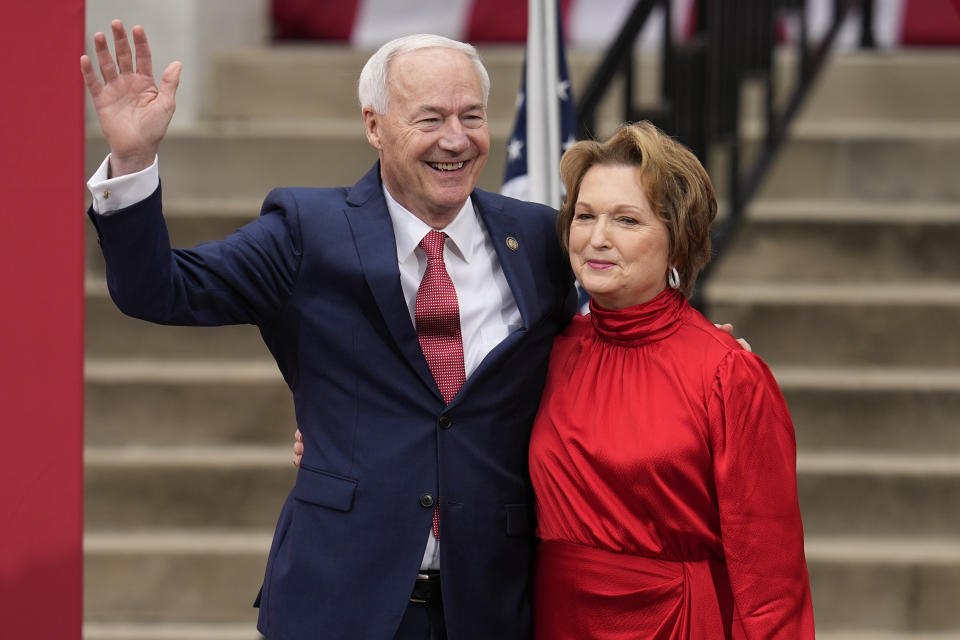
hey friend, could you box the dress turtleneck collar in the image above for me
[588,287,687,345]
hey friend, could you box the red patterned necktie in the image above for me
[415,230,465,539]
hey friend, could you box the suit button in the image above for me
[438,416,452,429]
[419,493,435,508]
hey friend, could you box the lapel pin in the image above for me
[505,236,519,251]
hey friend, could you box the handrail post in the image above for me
[860,0,876,48]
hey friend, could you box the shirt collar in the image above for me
[382,186,479,264]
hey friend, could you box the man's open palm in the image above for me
[80,20,181,176]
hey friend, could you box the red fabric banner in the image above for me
[0,2,85,639]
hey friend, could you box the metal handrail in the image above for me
[574,0,875,310]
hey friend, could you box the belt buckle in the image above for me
[410,572,438,605]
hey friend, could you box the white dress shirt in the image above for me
[88,155,523,570]
[384,187,522,570]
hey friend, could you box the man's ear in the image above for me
[363,107,382,150]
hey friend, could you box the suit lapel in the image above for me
[472,189,541,330]
[344,164,440,401]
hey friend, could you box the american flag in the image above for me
[501,0,577,209]
[501,0,589,312]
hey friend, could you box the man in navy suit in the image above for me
[82,20,575,640]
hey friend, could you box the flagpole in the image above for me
[526,0,562,209]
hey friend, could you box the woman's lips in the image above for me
[586,260,614,270]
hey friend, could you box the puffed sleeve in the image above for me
[707,350,815,638]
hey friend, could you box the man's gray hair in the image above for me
[358,34,491,114]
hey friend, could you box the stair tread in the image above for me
[85,357,281,382]
[83,528,960,561]
[84,622,260,640]
[705,282,960,304]
[746,199,960,223]
[85,530,273,553]
[797,452,960,475]
[84,445,289,467]
[806,535,960,563]
[771,365,960,391]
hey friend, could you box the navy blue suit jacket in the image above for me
[88,163,577,640]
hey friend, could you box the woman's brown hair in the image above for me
[557,121,717,298]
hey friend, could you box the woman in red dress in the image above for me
[528,122,814,639]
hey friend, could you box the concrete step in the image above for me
[703,283,960,367]
[88,279,960,365]
[86,118,514,202]
[85,359,293,447]
[85,531,268,624]
[710,200,960,282]
[819,634,960,640]
[84,622,263,640]
[85,199,261,279]
[85,121,379,200]
[84,446,960,537]
[807,536,960,632]
[797,453,960,537]
[86,120,960,212]
[84,358,960,454]
[205,45,655,127]
[86,196,960,284]
[84,447,294,530]
[207,48,960,127]
[83,530,960,632]
[86,279,271,360]
[83,628,960,640]
[753,122,960,202]
[797,52,960,125]
[777,366,960,455]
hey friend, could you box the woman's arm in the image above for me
[708,349,815,638]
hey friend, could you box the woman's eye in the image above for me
[574,212,593,220]
[618,216,639,225]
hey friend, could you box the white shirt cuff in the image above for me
[87,154,160,215]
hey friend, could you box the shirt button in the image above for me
[103,189,111,199]
[438,416,452,429]
[419,493,435,508]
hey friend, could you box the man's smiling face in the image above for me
[364,47,490,227]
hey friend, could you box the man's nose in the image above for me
[438,119,469,153]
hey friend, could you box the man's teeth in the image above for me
[429,162,465,171]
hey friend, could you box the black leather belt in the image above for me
[410,570,442,605]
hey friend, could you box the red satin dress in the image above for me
[529,289,814,639]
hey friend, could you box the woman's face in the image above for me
[568,164,671,309]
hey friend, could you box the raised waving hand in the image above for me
[80,20,181,177]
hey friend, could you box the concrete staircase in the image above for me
[84,46,960,639]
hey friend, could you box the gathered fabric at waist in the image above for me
[534,539,735,640]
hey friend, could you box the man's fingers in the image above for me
[80,54,104,98]
[159,61,182,104]
[737,337,753,353]
[112,20,134,74]
[132,25,153,77]
[714,323,734,334]
[294,429,302,443]
[93,31,118,83]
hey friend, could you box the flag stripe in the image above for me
[272,0,960,46]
